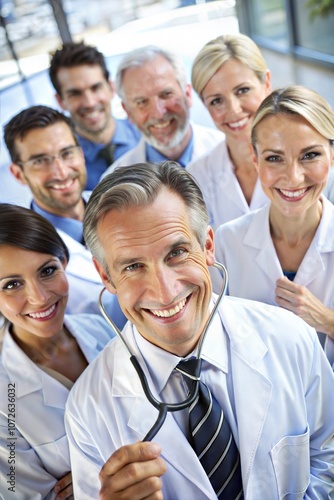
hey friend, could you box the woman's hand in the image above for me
[275,277,334,338]
[53,471,73,499]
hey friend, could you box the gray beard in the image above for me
[143,120,190,155]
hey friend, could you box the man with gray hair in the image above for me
[101,46,222,178]
[65,161,334,499]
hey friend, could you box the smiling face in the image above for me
[10,122,87,217]
[55,64,114,139]
[93,188,215,356]
[253,113,333,217]
[121,55,192,157]
[0,246,68,343]
[202,58,270,145]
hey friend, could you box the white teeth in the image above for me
[51,179,73,190]
[279,188,308,198]
[151,298,187,318]
[28,303,56,319]
[152,120,171,129]
[228,117,249,129]
[83,110,100,118]
[79,107,103,119]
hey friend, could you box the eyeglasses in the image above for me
[18,145,82,172]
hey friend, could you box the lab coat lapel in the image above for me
[244,205,282,296]
[218,301,272,494]
[222,160,251,214]
[295,197,334,287]
[250,178,269,211]
[129,397,215,497]
[112,337,217,498]
[156,412,216,497]
[2,329,68,408]
[296,242,325,287]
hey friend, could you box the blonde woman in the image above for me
[187,33,271,229]
[215,86,334,367]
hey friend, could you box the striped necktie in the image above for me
[176,358,243,500]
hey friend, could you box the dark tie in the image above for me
[176,358,243,500]
[98,143,116,167]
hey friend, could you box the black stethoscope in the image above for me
[98,261,228,441]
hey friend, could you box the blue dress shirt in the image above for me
[145,130,194,168]
[79,118,141,190]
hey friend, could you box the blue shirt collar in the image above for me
[78,118,140,162]
[145,128,194,168]
[31,200,84,244]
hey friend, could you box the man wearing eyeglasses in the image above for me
[4,104,126,329]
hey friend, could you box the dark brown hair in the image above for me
[4,105,77,164]
[0,203,69,263]
[49,41,110,95]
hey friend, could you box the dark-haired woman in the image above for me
[0,204,115,499]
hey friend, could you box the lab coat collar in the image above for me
[214,146,268,214]
[220,154,251,213]
[2,326,68,407]
[57,229,103,283]
[110,296,270,400]
[317,195,334,252]
[64,315,100,363]
[243,204,282,287]
[243,203,271,250]
[315,195,334,253]
[1,316,95,406]
[295,196,334,286]
[243,196,334,288]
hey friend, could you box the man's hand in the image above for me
[53,471,73,499]
[99,441,166,500]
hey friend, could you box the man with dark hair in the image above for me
[4,104,126,328]
[49,41,141,189]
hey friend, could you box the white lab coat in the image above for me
[0,314,115,499]
[323,166,334,204]
[65,296,334,499]
[57,229,127,330]
[187,140,269,230]
[100,122,223,178]
[214,196,334,367]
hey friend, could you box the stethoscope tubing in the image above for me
[98,261,228,441]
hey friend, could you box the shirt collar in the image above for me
[32,200,84,243]
[133,297,228,395]
[78,119,138,161]
[145,127,194,168]
[113,118,134,145]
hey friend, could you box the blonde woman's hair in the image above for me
[191,33,268,98]
[251,85,334,148]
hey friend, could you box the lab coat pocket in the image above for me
[270,426,310,499]
[34,434,70,477]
